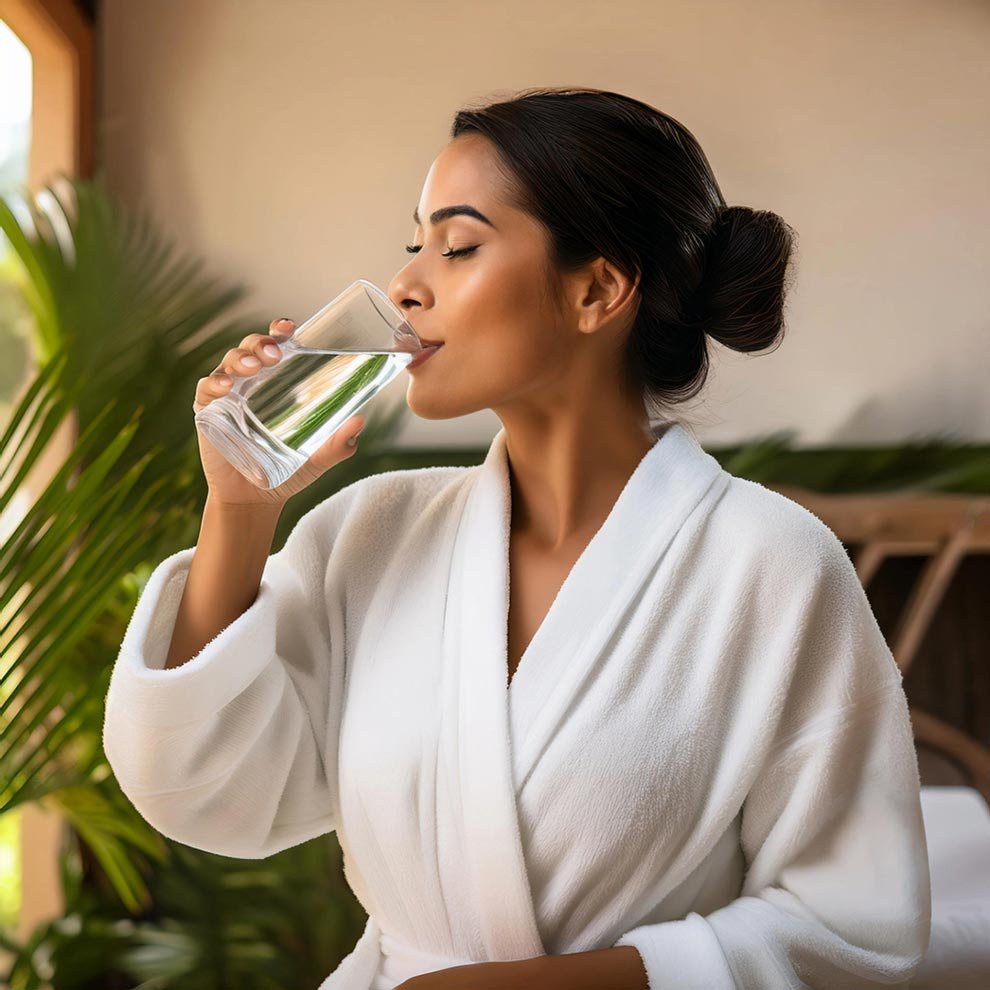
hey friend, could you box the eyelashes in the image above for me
[404,245,479,259]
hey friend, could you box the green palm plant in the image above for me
[0,174,403,987]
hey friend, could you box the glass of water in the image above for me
[194,279,425,490]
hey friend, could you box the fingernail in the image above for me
[263,344,280,358]
[277,318,293,328]
[242,355,260,367]
[347,431,362,447]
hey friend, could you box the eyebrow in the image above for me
[413,204,496,229]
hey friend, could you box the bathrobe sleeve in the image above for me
[102,491,350,860]
[613,531,932,989]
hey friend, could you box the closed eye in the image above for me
[405,245,479,259]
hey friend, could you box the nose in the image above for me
[387,272,422,316]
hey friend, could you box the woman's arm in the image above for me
[610,540,932,988]
[535,946,648,989]
[165,494,282,668]
[103,486,355,859]
[395,946,647,989]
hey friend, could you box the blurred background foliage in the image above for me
[0,175,987,989]
[0,175,403,989]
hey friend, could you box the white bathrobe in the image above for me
[102,420,932,989]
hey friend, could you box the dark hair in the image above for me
[451,86,798,417]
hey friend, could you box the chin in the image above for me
[404,382,485,421]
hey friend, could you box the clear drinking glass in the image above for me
[194,279,423,490]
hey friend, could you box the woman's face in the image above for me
[388,134,579,422]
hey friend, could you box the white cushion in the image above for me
[910,786,990,988]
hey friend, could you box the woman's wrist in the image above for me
[533,945,648,990]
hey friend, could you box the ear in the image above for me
[571,257,641,336]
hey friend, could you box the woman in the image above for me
[103,87,931,989]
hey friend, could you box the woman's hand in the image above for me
[394,946,647,990]
[394,957,544,989]
[192,317,365,508]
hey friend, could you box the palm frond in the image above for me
[0,174,404,989]
[0,175,255,908]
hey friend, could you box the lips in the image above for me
[408,344,443,369]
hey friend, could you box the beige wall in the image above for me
[97,0,990,448]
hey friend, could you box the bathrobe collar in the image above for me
[442,420,729,960]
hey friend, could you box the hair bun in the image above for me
[698,206,797,354]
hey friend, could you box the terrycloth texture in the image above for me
[102,421,932,989]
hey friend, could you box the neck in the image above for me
[498,404,661,551]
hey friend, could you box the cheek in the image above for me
[496,322,558,368]
[404,310,562,420]
[404,251,569,417]
[464,308,563,394]
[451,256,563,363]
